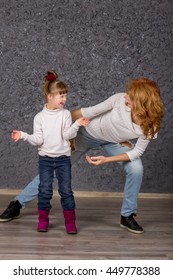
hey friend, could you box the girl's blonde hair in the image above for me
[43,70,68,100]
[126,77,164,139]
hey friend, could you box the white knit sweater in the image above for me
[81,93,156,161]
[21,106,80,157]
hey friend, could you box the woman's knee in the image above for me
[124,160,143,176]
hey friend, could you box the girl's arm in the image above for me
[63,112,90,140]
[12,115,43,146]
[11,130,21,142]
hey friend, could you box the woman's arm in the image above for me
[126,138,150,161]
[86,137,151,165]
[71,94,120,121]
[71,109,83,121]
[77,94,119,119]
[86,153,130,166]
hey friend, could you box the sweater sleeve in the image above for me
[20,114,43,146]
[81,94,119,118]
[63,112,81,140]
[126,138,151,161]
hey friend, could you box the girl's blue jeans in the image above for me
[15,127,143,216]
[38,155,75,210]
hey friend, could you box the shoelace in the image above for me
[2,203,16,215]
[128,214,140,227]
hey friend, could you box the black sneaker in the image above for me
[120,213,144,234]
[0,200,22,222]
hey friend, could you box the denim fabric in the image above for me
[16,127,143,216]
[38,155,75,210]
[15,175,40,208]
[71,127,143,216]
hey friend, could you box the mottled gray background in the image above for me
[0,0,172,193]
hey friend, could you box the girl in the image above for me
[11,70,90,233]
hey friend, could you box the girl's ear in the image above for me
[47,93,52,101]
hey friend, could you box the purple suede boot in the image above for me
[63,210,77,234]
[37,209,49,232]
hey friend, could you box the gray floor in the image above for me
[0,192,173,260]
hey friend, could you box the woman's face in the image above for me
[124,93,133,108]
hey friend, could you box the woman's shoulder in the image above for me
[109,92,126,100]
[109,92,126,108]
[114,92,126,98]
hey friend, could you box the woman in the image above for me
[0,78,164,234]
[70,77,164,233]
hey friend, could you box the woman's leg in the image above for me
[121,159,143,216]
[71,127,107,165]
[15,175,40,208]
[0,175,40,222]
[102,142,143,216]
[103,142,144,233]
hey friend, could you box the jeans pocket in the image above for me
[119,141,133,149]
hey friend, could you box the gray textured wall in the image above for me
[0,0,172,193]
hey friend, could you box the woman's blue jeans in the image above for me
[15,127,143,216]
[38,155,75,211]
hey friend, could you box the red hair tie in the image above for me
[45,73,57,81]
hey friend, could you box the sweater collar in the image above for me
[43,104,63,114]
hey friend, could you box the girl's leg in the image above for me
[37,156,54,232]
[38,156,54,210]
[55,156,74,210]
[55,156,77,233]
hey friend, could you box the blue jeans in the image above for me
[16,127,143,216]
[38,155,75,210]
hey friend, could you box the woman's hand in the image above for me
[86,155,107,166]
[11,130,21,142]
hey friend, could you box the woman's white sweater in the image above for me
[81,93,156,161]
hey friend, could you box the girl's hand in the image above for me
[86,155,107,166]
[11,130,21,142]
[77,117,90,127]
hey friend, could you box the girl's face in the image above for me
[47,89,68,110]
[124,93,133,109]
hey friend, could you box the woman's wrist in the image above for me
[106,153,130,163]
